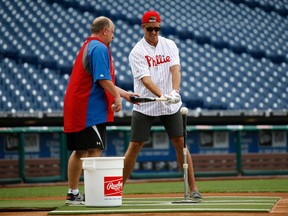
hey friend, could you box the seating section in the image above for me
[0,0,287,112]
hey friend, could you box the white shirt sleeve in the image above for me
[167,40,180,67]
[129,45,150,81]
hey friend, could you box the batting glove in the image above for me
[169,90,181,104]
[160,94,173,103]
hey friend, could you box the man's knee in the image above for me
[87,148,102,157]
[74,150,88,158]
[171,136,184,147]
[126,141,144,153]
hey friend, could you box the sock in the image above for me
[68,188,79,195]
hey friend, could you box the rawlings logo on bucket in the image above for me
[104,176,123,196]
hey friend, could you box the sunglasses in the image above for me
[146,27,161,32]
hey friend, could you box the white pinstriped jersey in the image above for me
[129,36,182,116]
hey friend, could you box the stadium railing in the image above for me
[0,125,287,184]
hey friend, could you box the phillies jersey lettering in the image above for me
[145,55,171,67]
[129,36,182,116]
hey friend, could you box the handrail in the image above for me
[0,125,287,183]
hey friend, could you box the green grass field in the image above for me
[0,178,287,214]
[1,178,288,199]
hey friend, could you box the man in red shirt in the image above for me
[64,16,136,205]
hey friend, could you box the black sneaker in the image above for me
[65,192,85,205]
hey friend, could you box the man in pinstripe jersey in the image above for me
[123,11,202,200]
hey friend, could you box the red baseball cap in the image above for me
[142,11,161,24]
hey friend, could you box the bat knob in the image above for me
[130,96,139,103]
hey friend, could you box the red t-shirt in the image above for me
[64,37,115,133]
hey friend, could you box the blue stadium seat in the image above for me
[0,0,287,112]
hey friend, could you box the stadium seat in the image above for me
[0,0,287,112]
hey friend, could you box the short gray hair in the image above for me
[90,16,112,34]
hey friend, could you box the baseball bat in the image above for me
[130,96,168,103]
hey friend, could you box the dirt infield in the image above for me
[0,192,287,216]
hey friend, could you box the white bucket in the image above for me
[81,157,125,207]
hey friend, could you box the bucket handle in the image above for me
[82,160,97,171]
